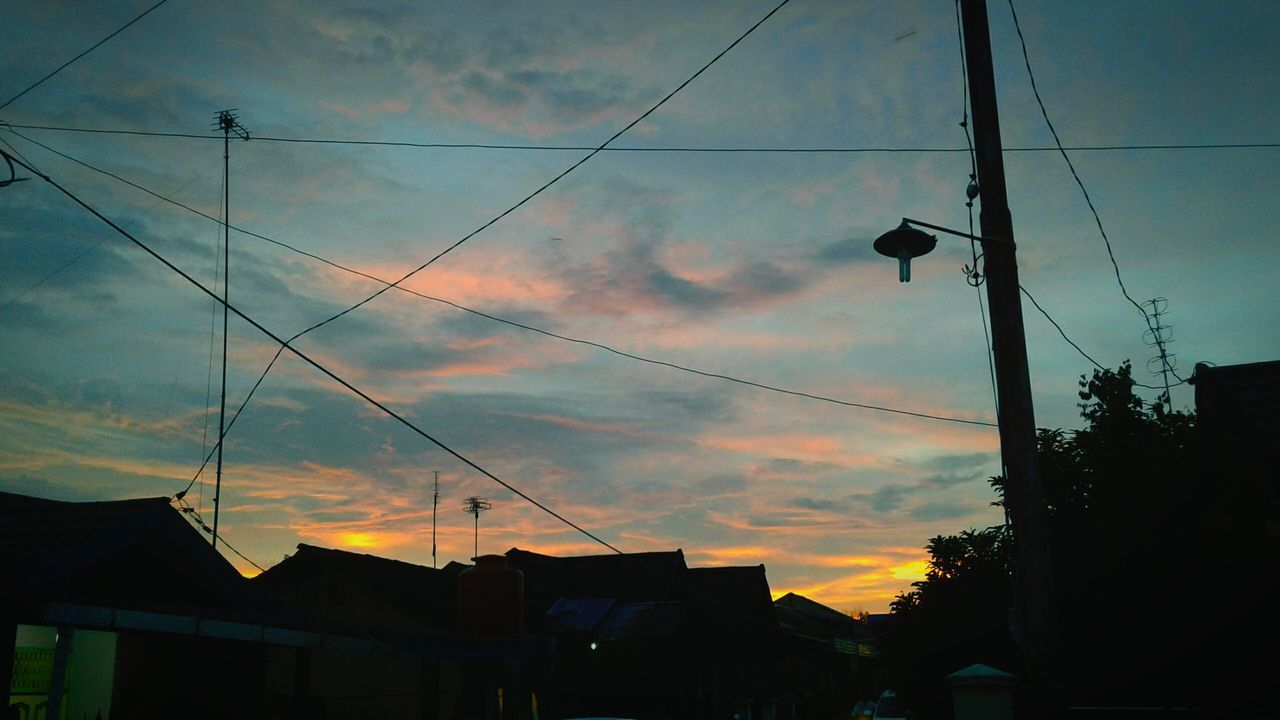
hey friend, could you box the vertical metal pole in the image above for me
[959,0,1060,707]
[433,470,440,568]
[46,626,74,720]
[474,510,479,560]
[212,121,230,550]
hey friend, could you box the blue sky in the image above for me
[2,0,1277,611]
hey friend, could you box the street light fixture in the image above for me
[873,220,937,283]
[871,2,1061,709]
[874,217,1014,282]
[874,208,1056,702]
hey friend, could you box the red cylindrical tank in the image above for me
[458,554,524,635]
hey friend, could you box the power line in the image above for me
[24,0,823,497]
[4,147,625,557]
[1018,283,1186,391]
[8,122,1278,154]
[4,130,999,431]
[1005,0,1186,386]
[0,151,200,313]
[259,0,796,346]
[174,496,265,573]
[146,0,802,478]
[0,0,172,110]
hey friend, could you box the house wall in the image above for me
[9,625,116,720]
[67,629,116,720]
[110,632,267,720]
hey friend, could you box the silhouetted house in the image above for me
[252,545,544,719]
[773,592,879,714]
[506,548,816,719]
[252,543,464,637]
[1193,359,1280,547]
[5,490,881,719]
[1191,359,1280,711]
[1,492,543,720]
[1,491,268,719]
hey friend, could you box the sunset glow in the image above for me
[2,1,1276,614]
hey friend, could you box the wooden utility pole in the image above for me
[959,0,1060,709]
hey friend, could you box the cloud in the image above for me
[817,234,880,264]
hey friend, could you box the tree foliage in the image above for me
[881,363,1209,716]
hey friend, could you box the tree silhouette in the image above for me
[881,362,1220,717]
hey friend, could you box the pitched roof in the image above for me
[684,565,777,630]
[252,543,459,635]
[0,491,248,613]
[505,547,687,610]
[774,591,872,641]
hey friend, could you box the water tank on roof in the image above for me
[458,554,524,635]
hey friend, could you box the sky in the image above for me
[1,0,1277,613]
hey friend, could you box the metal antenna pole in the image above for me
[462,496,491,560]
[1143,298,1175,410]
[210,109,248,551]
[432,470,440,568]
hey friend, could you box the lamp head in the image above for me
[874,220,937,282]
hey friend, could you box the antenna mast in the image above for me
[432,471,440,568]
[210,109,249,551]
[1142,297,1176,411]
[462,496,492,560]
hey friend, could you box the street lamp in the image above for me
[873,217,1013,282]
[874,210,1057,703]
[871,1,1061,709]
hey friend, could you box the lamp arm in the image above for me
[901,217,1013,246]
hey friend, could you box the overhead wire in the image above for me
[1018,283,1186,391]
[0,0,173,110]
[0,137,199,313]
[199,167,228,513]
[5,129,998,437]
[4,148,626,557]
[174,496,265,573]
[143,0,799,490]
[1004,0,1186,387]
[7,122,1277,155]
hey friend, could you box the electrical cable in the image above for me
[255,0,796,346]
[1018,283,1186,391]
[153,0,803,484]
[174,496,265,572]
[4,147,626,557]
[5,129,999,434]
[0,0,172,110]
[1005,0,1186,386]
[199,167,227,513]
[0,142,198,313]
[8,122,1278,155]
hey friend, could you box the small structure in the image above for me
[947,663,1017,720]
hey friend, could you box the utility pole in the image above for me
[959,0,1060,708]
[210,109,249,551]
[432,471,441,568]
[462,496,492,560]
